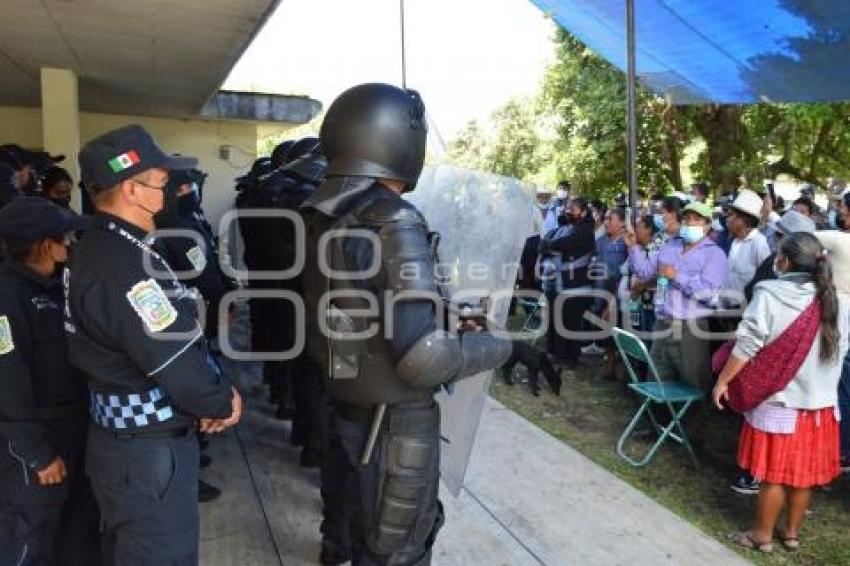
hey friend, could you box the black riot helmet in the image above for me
[270,140,295,168]
[320,83,427,189]
[284,137,321,164]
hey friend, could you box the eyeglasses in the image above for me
[131,177,169,192]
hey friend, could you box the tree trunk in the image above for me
[690,105,751,189]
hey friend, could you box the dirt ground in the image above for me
[491,352,850,566]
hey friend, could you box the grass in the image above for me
[490,353,850,566]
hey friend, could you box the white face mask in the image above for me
[556,189,568,200]
[679,225,706,244]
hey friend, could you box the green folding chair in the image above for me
[612,327,704,468]
[519,294,546,332]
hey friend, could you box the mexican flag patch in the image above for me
[108,150,141,173]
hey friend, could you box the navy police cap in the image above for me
[0,196,87,245]
[78,124,197,196]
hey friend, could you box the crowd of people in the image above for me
[520,178,850,553]
[1,83,850,563]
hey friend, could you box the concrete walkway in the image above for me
[198,386,750,565]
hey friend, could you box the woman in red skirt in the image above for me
[713,232,848,553]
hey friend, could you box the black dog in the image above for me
[501,341,562,396]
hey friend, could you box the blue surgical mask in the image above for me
[828,209,838,229]
[679,225,706,244]
[711,219,724,232]
[653,214,666,231]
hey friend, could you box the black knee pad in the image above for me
[370,404,441,556]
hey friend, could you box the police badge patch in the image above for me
[185,245,207,272]
[0,315,14,355]
[126,279,178,333]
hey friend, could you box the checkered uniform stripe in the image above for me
[89,386,174,430]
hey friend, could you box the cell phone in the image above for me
[765,182,776,204]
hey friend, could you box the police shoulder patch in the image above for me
[0,315,14,355]
[126,279,179,333]
[185,245,207,272]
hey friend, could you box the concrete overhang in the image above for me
[201,91,321,124]
[0,0,319,122]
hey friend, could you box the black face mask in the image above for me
[153,185,180,227]
[21,172,38,195]
[51,261,66,280]
[47,196,71,209]
[177,191,201,218]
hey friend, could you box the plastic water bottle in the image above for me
[654,276,669,310]
[628,299,641,329]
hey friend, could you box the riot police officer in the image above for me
[301,84,513,565]
[258,140,328,467]
[236,138,323,423]
[0,197,100,565]
[66,124,242,564]
[234,157,274,194]
[236,143,298,416]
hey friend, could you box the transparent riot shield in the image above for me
[406,164,533,495]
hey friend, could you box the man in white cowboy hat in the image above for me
[535,185,552,211]
[722,189,772,308]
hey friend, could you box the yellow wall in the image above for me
[0,107,45,148]
[0,105,295,228]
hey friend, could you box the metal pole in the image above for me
[400,0,407,89]
[626,0,638,217]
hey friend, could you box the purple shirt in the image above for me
[629,236,728,320]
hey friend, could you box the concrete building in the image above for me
[0,0,320,227]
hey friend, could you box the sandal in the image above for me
[776,529,800,551]
[737,531,773,553]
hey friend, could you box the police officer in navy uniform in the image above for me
[0,197,100,565]
[152,166,235,502]
[66,124,242,565]
[302,84,513,565]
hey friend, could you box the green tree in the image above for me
[448,25,850,200]
[540,28,691,198]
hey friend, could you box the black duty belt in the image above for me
[335,399,433,424]
[336,403,375,423]
[112,426,193,441]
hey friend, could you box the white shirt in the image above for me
[733,278,850,410]
[724,228,771,306]
[530,206,544,237]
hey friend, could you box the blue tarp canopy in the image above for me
[529,0,850,104]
